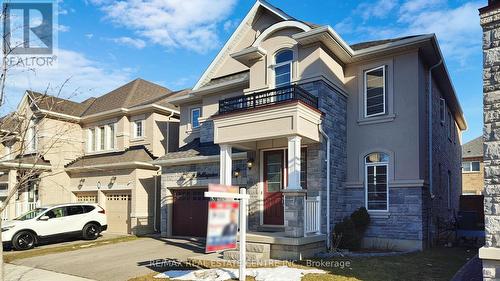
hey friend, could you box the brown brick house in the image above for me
[462,136,484,195]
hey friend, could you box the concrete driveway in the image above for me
[9,237,205,281]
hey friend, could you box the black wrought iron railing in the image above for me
[218,85,318,115]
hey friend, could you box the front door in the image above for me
[263,150,284,225]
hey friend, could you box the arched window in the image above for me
[365,152,389,211]
[274,49,293,88]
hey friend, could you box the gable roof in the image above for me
[19,78,184,121]
[65,145,156,170]
[350,35,424,51]
[462,136,483,159]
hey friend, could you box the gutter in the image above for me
[318,122,331,250]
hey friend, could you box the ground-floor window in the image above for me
[365,152,389,211]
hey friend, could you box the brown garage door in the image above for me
[105,192,131,234]
[172,189,208,237]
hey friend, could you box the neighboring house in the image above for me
[0,78,183,235]
[462,136,484,195]
[155,0,465,258]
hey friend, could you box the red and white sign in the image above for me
[205,201,239,253]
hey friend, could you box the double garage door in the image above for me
[172,189,208,237]
[76,192,131,234]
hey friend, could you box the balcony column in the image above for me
[219,144,232,186]
[286,135,302,190]
[284,135,306,238]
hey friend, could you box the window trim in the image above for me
[462,161,481,173]
[364,153,389,212]
[364,65,386,118]
[191,107,201,129]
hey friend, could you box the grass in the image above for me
[128,247,477,281]
[4,235,139,263]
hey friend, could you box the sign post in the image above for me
[205,185,249,281]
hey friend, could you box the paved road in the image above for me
[10,237,205,281]
[5,264,96,281]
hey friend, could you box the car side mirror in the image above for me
[39,215,50,221]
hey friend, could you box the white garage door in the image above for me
[105,192,131,234]
[76,193,97,203]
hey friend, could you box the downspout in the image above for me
[154,168,160,232]
[319,122,331,250]
[428,59,442,245]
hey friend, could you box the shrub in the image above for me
[333,207,371,251]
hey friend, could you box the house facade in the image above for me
[462,136,484,195]
[156,0,465,258]
[0,79,182,235]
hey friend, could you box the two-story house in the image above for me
[155,0,466,259]
[0,78,183,235]
[462,136,484,195]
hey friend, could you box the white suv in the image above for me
[2,203,107,250]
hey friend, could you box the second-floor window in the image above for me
[463,161,480,172]
[364,66,386,117]
[26,120,37,153]
[134,120,145,138]
[3,144,12,160]
[274,49,293,88]
[439,98,446,124]
[191,108,201,129]
[88,123,116,153]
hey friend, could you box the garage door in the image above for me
[105,192,131,234]
[172,189,208,237]
[76,193,97,203]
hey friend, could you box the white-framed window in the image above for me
[439,98,446,124]
[365,152,389,211]
[463,161,480,172]
[364,66,386,118]
[108,123,115,150]
[448,111,453,140]
[274,49,293,88]
[3,144,12,160]
[134,119,145,138]
[25,120,37,153]
[191,108,201,129]
[88,128,96,152]
[99,126,105,151]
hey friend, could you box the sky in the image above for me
[0,0,486,143]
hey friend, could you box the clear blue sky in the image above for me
[2,0,485,143]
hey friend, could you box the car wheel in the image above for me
[12,231,36,251]
[82,223,101,240]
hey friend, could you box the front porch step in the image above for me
[236,242,271,254]
[223,250,270,261]
[257,225,285,232]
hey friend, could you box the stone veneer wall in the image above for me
[480,3,500,280]
[300,80,348,236]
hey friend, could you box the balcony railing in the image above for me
[218,84,318,115]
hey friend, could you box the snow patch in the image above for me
[154,266,325,281]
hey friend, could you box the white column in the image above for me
[219,144,232,186]
[287,135,301,190]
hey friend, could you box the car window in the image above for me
[66,205,84,216]
[82,205,95,213]
[44,207,66,219]
[15,208,47,221]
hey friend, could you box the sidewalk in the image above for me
[5,264,97,281]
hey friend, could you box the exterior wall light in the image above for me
[234,168,241,178]
[247,159,254,170]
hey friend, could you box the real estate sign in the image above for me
[205,200,239,253]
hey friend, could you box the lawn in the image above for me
[128,247,477,281]
[4,235,139,263]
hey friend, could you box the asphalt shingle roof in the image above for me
[350,35,424,51]
[155,138,245,161]
[462,136,483,159]
[65,146,155,169]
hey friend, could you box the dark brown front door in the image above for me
[172,189,208,237]
[263,150,284,225]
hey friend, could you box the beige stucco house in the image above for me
[156,0,466,259]
[462,136,484,195]
[0,79,183,234]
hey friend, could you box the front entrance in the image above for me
[172,189,209,237]
[263,150,285,225]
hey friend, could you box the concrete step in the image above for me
[236,242,271,254]
[223,250,270,261]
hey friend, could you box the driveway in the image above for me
[9,237,205,281]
